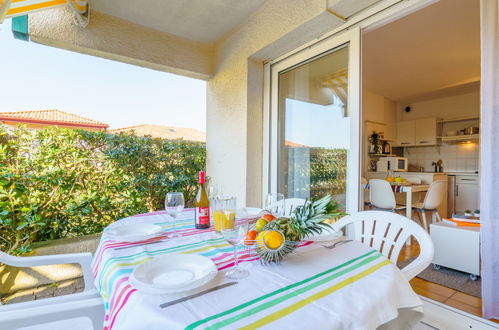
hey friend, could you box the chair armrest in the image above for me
[0,251,95,292]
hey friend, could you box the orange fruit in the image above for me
[244,230,258,245]
[256,230,284,250]
[262,214,276,222]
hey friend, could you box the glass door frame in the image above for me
[264,27,361,214]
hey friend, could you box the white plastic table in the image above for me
[91,210,424,330]
[365,183,430,219]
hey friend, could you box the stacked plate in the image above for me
[130,254,218,295]
[305,227,342,242]
[236,207,264,219]
[106,223,164,242]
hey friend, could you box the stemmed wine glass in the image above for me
[165,192,184,239]
[265,193,285,217]
[221,219,250,280]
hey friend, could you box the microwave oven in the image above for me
[377,157,408,172]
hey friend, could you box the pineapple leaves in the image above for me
[286,194,345,240]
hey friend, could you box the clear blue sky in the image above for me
[0,19,206,131]
[286,99,350,149]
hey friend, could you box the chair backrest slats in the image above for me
[332,210,434,280]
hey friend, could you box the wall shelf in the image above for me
[437,116,479,123]
[441,134,480,143]
[368,153,397,157]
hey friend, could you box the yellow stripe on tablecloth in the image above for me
[239,259,391,330]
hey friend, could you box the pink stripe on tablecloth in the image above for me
[107,276,130,317]
[108,285,137,330]
[218,257,260,270]
[92,235,168,274]
[214,252,252,267]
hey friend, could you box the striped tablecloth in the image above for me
[92,210,423,330]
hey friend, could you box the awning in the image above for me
[0,0,88,26]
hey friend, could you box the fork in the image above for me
[322,239,353,249]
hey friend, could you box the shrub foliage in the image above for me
[0,126,205,254]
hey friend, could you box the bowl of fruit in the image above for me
[243,195,344,264]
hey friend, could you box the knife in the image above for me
[160,282,237,308]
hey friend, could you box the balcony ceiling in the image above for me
[362,0,480,103]
[90,0,267,44]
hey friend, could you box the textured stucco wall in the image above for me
[28,7,214,80]
[207,0,357,207]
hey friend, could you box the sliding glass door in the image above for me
[267,28,361,213]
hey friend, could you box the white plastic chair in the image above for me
[412,180,447,231]
[361,177,371,209]
[369,179,406,212]
[331,211,434,280]
[0,251,104,330]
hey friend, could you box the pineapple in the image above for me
[264,195,345,242]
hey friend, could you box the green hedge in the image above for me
[0,125,205,254]
[309,147,347,198]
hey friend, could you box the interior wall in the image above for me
[398,91,480,173]
[397,91,480,121]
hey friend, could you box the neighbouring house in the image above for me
[109,124,206,142]
[0,109,109,131]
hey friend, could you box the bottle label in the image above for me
[196,207,210,225]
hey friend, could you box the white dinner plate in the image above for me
[106,223,163,242]
[305,226,343,242]
[130,254,218,295]
[237,207,263,219]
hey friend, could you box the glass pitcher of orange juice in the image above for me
[213,196,236,232]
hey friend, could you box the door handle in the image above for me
[400,142,410,145]
[456,185,459,196]
[419,141,429,143]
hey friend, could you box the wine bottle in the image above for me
[195,171,210,229]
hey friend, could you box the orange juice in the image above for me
[213,210,235,231]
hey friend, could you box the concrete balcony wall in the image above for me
[28,7,214,80]
[207,0,374,207]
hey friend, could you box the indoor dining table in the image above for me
[91,209,424,330]
[365,182,430,219]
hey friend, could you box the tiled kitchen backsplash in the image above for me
[404,143,479,172]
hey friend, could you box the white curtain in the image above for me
[480,0,499,320]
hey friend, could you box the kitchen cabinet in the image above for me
[455,175,479,213]
[396,121,416,146]
[394,117,438,146]
[415,117,437,145]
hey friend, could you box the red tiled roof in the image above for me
[285,140,309,148]
[0,110,109,128]
[109,124,206,142]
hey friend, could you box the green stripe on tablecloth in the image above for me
[238,259,391,330]
[206,253,383,330]
[185,250,379,330]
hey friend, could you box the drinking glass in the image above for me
[165,192,184,238]
[221,221,250,280]
[265,193,285,217]
[207,184,219,221]
[213,196,236,232]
